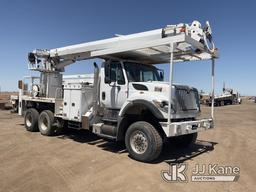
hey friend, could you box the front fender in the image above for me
[116,99,165,141]
[119,91,167,118]
[119,99,164,119]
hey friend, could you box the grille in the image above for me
[176,88,199,111]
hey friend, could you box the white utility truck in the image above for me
[208,84,241,106]
[19,21,218,162]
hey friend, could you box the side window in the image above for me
[110,62,125,85]
[143,71,154,81]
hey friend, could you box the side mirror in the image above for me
[104,62,111,84]
[117,79,125,85]
[18,80,23,89]
[159,71,164,81]
[117,68,125,85]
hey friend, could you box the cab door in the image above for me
[100,61,128,109]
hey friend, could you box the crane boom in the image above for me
[28,20,217,72]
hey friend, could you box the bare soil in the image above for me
[0,101,255,192]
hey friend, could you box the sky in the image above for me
[0,0,255,95]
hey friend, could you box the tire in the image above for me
[24,108,39,132]
[171,133,197,148]
[38,110,56,136]
[125,121,163,162]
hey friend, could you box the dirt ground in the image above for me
[0,100,255,192]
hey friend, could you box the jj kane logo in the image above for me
[161,164,188,182]
[161,163,240,182]
[191,164,240,182]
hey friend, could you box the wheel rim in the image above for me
[40,116,48,131]
[130,130,148,154]
[26,113,32,127]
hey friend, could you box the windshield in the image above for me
[124,62,162,82]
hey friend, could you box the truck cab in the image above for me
[100,60,200,120]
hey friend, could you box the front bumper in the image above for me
[160,118,214,137]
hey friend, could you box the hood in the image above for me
[129,81,196,96]
[130,81,170,94]
[128,81,200,119]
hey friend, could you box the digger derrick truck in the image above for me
[19,20,218,162]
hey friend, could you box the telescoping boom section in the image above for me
[23,20,218,162]
[28,20,217,72]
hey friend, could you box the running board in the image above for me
[68,121,82,129]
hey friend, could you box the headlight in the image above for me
[153,100,175,113]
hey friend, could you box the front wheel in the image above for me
[125,121,163,162]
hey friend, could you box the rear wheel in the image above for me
[125,121,163,162]
[38,110,56,136]
[24,108,39,132]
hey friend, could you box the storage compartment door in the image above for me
[63,89,71,119]
[70,90,80,121]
